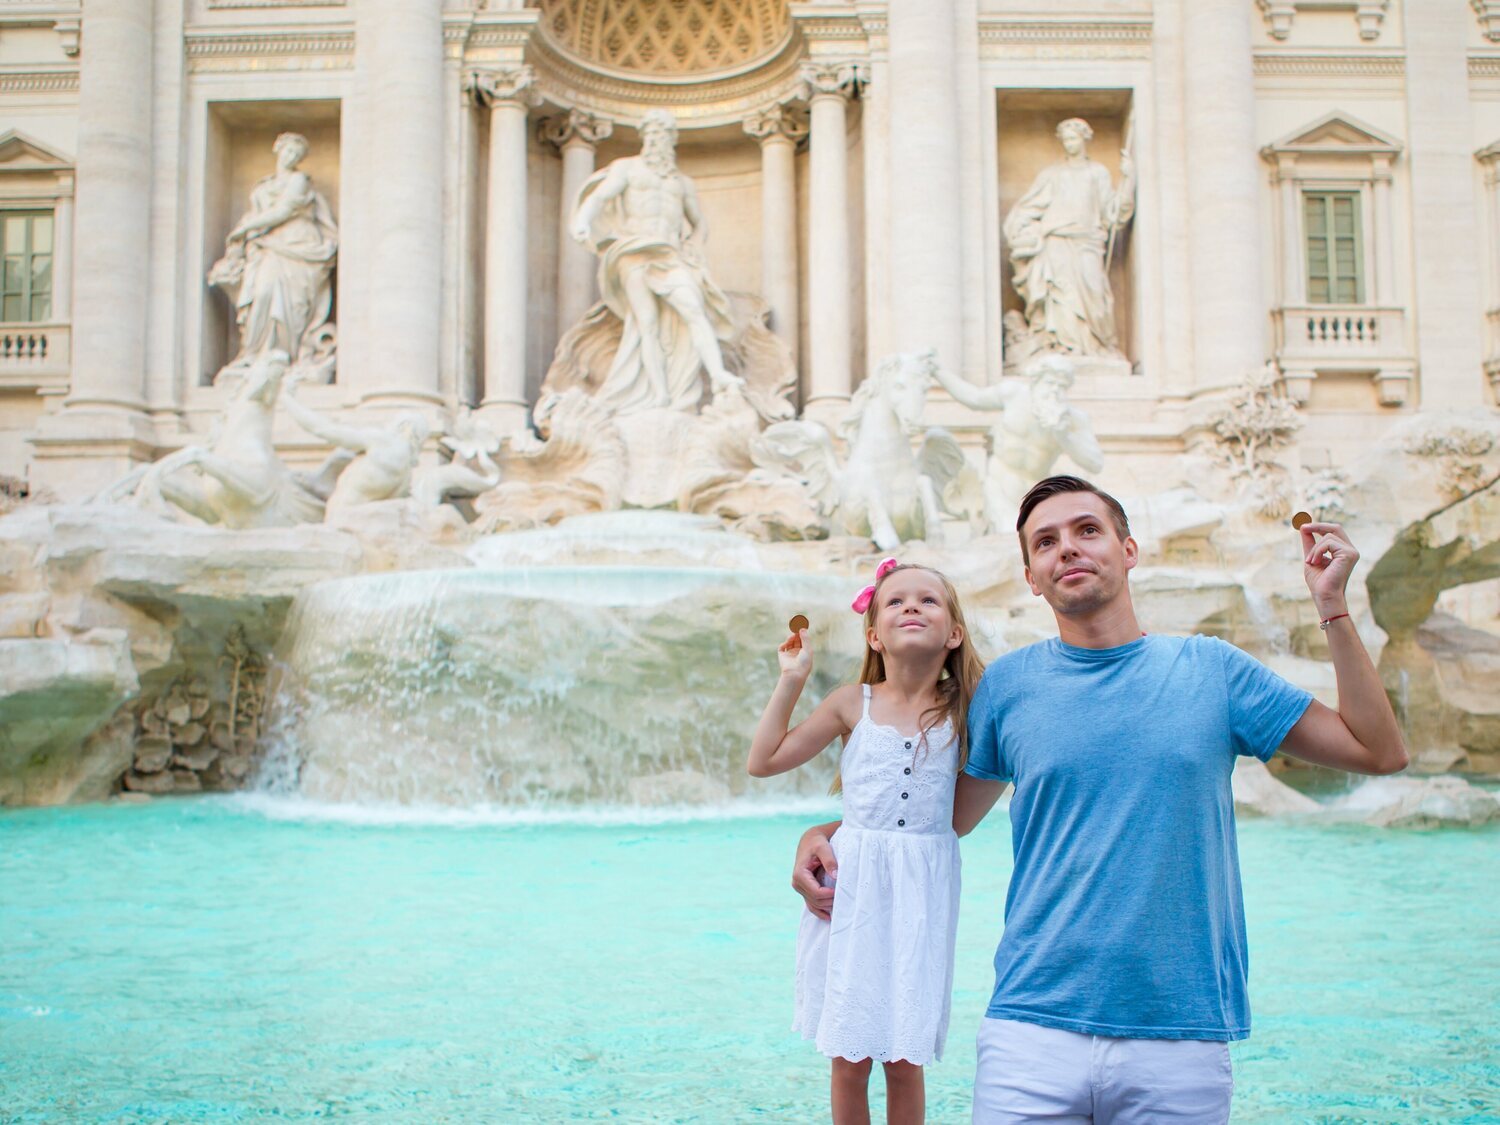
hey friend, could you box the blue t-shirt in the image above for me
[964,634,1312,1041]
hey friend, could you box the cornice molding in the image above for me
[0,67,77,95]
[977,18,1152,46]
[184,27,353,72]
[1470,55,1500,80]
[1253,51,1405,79]
[206,0,344,8]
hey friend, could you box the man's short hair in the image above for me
[1016,475,1131,564]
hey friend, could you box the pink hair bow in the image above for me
[851,557,900,614]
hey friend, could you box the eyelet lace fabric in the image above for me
[792,686,961,1065]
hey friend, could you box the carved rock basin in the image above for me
[259,564,859,808]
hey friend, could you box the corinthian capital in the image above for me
[539,108,614,151]
[799,60,868,102]
[743,103,809,145]
[468,66,543,109]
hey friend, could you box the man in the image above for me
[793,475,1406,1123]
[933,354,1103,535]
[570,109,743,416]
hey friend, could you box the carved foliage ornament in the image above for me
[469,66,543,108]
[743,102,807,145]
[799,61,868,102]
[540,108,614,150]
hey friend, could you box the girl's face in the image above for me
[867,568,963,660]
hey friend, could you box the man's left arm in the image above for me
[1278,522,1408,776]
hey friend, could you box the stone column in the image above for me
[541,109,613,338]
[802,62,865,426]
[887,0,963,369]
[51,184,73,323]
[1182,0,1266,392]
[356,0,444,408]
[473,66,542,428]
[743,103,806,367]
[1405,3,1487,408]
[64,0,153,411]
[31,0,155,496]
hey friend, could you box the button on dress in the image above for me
[792,685,962,1065]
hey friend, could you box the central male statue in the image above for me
[570,109,744,416]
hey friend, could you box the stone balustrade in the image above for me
[0,322,70,382]
[1274,305,1413,406]
[1275,305,1405,356]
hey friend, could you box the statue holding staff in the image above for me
[1003,117,1135,359]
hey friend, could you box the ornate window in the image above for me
[0,130,74,380]
[1261,112,1411,406]
[1,211,53,324]
[1303,191,1363,305]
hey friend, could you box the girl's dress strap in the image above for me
[860,683,871,720]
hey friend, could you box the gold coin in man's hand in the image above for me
[788,614,809,634]
[1291,512,1312,530]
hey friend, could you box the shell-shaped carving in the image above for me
[534,0,788,77]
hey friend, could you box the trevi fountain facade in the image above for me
[0,0,1497,824]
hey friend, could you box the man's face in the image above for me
[1059,129,1086,157]
[1021,492,1137,617]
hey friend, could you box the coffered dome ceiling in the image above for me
[532,0,791,78]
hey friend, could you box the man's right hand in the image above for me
[792,821,840,922]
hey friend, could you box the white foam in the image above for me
[220,791,842,829]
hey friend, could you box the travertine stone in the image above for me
[887,1,963,371]
[66,0,153,410]
[354,0,444,407]
[801,64,864,423]
[743,104,806,368]
[1182,0,1265,392]
[542,109,613,338]
[474,66,543,427]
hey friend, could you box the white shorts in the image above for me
[972,1017,1233,1124]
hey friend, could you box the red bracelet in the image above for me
[1319,612,1351,631]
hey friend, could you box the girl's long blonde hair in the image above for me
[831,564,985,795]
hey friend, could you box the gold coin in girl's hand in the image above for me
[788,614,809,634]
[1291,511,1312,530]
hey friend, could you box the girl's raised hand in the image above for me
[778,628,813,682]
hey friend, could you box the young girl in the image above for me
[747,559,985,1125]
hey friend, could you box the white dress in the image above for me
[793,684,962,1065]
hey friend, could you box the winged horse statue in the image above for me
[752,349,968,550]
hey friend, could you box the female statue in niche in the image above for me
[209,132,339,382]
[1003,117,1135,360]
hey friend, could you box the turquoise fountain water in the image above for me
[3,513,1497,1120]
[1,799,1496,1122]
